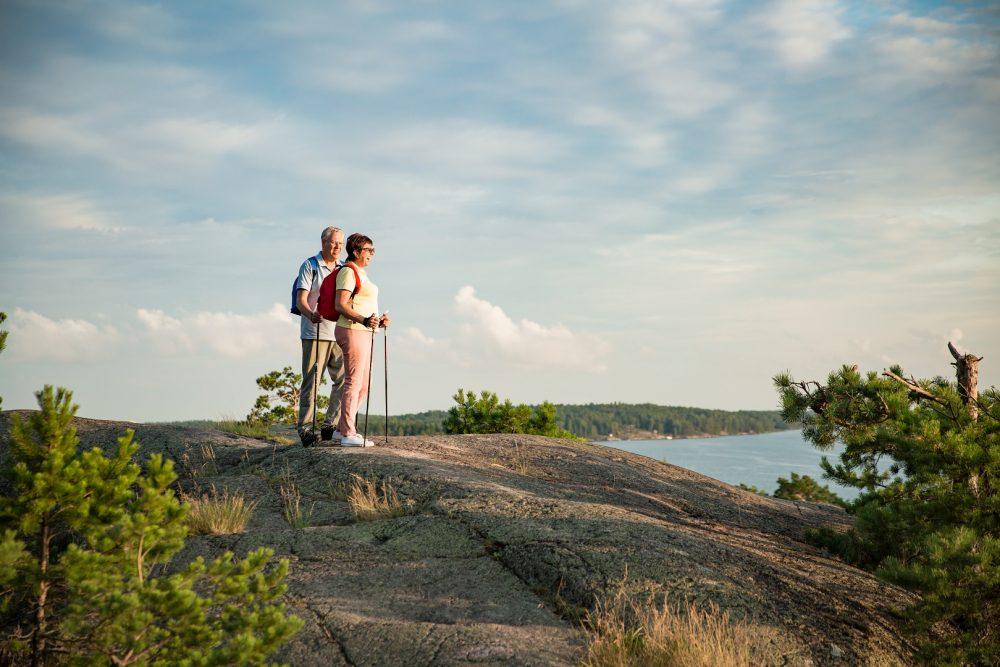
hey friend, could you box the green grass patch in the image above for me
[211,419,294,445]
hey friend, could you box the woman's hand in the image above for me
[379,312,391,328]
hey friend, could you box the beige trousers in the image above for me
[297,338,345,432]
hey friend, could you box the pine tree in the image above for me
[247,365,327,425]
[1,386,302,665]
[774,345,998,664]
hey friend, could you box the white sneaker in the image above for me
[341,433,375,447]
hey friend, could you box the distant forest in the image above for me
[387,403,791,439]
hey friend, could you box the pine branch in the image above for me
[883,369,939,402]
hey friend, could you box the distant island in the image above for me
[387,403,793,441]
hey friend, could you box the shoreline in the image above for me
[595,426,798,443]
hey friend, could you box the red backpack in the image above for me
[317,263,361,320]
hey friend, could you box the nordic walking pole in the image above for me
[383,325,389,445]
[362,315,376,444]
[312,313,321,438]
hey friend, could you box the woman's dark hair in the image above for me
[345,233,373,262]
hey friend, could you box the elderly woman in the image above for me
[334,233,390,447]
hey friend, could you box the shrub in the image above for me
[773,472,847,507]
[443,389,580,440]
[183,488,257,535]
[0,386,301,664]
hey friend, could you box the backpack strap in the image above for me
[307,256,321,290]
[345,263,361,297]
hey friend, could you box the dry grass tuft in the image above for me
[582,587,781,667]
[180,442,220,478]
[183,487,256,535]
[276,467,312,529]
[347,474,414,522]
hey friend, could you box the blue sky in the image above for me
[1,0,997,421]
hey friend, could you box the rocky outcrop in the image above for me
[8,417,917,665]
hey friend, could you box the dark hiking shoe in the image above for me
[321,426,343,443]
[299,429,318,447]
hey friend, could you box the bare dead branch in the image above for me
[883,369,940,402]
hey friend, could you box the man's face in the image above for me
[324,232,345,259]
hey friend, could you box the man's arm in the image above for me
[297,288,321,323]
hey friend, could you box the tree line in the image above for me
[386,402,790,439]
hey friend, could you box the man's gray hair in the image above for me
[321,226,343,242]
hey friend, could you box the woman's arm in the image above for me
[336,289,377,328]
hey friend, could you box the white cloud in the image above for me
[603,0,734,117]
[764,0,851,68]
[288,17,458,94]
[0,108,113,159]
[398,326,437,347]
[877,33,996,77]
[94,2,180,51]
[887,13,960,35]
[136,304,299,358]
[452,286,608,371]
[0,193,125,233]
[6,309,120,362]
[572,105,673,167]
[371,121,565,178]
[148,117,266,156]
[135,309,193,355]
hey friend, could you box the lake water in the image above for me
[597,429,858,500]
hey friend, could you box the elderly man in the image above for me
[295,226,345,446]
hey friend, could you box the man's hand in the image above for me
[309,310,322,324]
[379,312,391,328]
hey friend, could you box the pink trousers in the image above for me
[335,326,374,437]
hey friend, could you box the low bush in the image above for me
[444,389,581,440]
[772,473,847,507]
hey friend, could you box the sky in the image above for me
[0,0,997,422]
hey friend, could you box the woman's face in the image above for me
[355,243,375,267]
